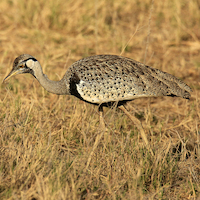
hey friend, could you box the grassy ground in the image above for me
[0,0,200,199]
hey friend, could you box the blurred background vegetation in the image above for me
[0,0,200,199]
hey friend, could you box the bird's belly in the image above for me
[76,80,148,104]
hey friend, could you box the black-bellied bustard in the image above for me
[3,54,192,166]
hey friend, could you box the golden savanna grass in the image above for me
[0,0,200,199]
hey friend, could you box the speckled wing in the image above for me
[66,55,192,104]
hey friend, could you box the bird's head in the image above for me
[3,54,38,82]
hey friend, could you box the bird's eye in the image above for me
[19,64,24,68]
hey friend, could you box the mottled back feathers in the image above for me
[64,55,192,105]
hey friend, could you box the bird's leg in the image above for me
[86,105,106,169]
[99,105,106,130]
[118,104,154,156]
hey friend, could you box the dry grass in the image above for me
[0,0,200,199]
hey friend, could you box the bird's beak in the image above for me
[3,69,19,83]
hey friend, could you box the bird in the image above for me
[3,54,192,123]
[4,53,192,101]
[3,54,192,165]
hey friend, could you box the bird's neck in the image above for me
[34,67,69,95]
